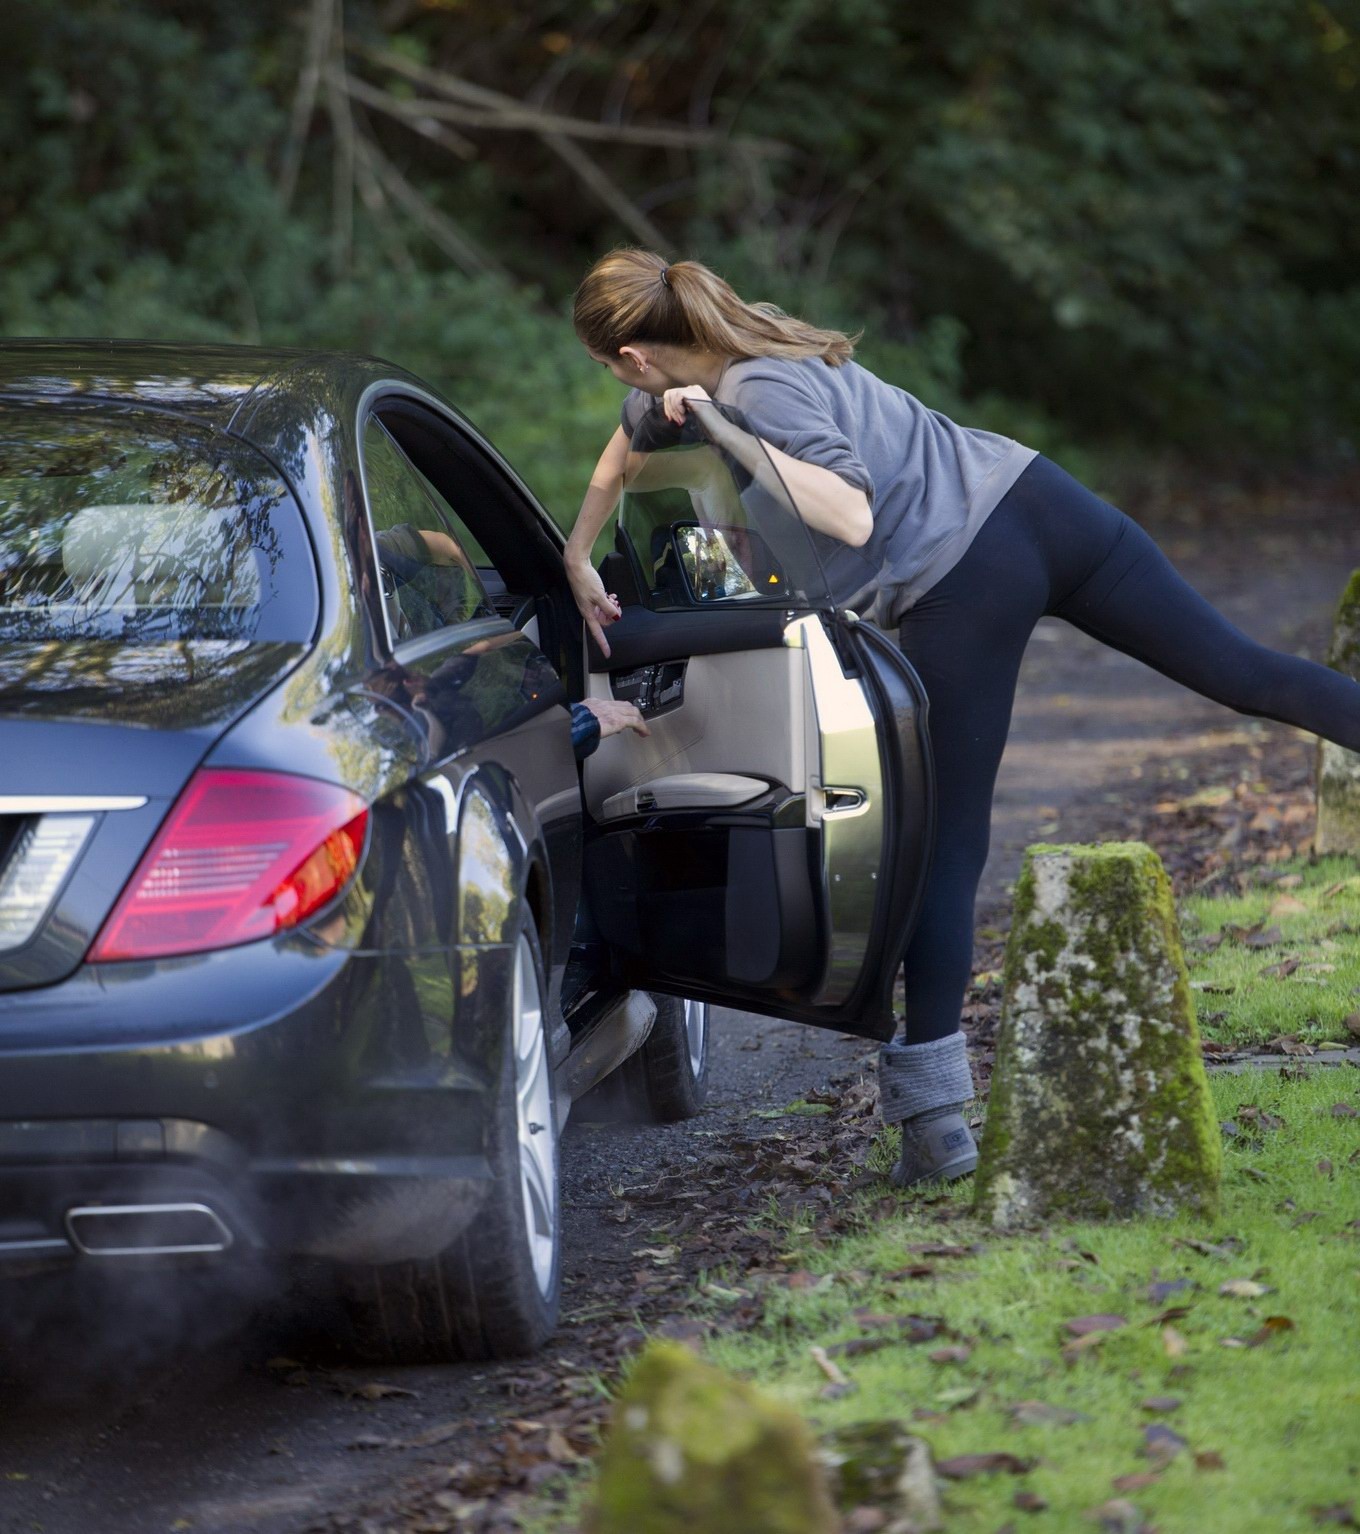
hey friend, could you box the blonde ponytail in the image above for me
[573,247,859,366]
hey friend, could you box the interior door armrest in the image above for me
[599,772,767,821]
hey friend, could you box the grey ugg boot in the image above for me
[878,1032,978,1189]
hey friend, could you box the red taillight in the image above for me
[90,770,369,962]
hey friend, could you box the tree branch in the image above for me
[352,43,789,156]
[343,73,477,160]
[278,0,335,208]
[358,135,506,279]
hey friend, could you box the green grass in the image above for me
[1179,854,1360,1049]
[682,1069,1360,1534]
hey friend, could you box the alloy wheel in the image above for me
[684,998,709,1080]
[513,931,557,1297]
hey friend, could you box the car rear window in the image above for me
[0,403,317,643]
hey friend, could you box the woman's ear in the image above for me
[618,344,650,375]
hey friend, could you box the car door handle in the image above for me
[818,786,869,819]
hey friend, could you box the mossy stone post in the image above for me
[1316,570,1360,856]
[586,1339,838,1534]
[974,841,1221,1229]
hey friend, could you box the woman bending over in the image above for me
[564,246,1360,1188]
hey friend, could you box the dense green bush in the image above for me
[1,0,1354,520]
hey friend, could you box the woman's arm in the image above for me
[661,387,873,548]
[748,439,873,547]
[564,425,631,656]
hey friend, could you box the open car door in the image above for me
[580,400,936,1043]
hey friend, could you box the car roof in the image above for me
[0,339,440,436]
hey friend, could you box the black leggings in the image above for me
[892,453,1360,1046]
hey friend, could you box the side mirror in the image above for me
[672,523,786,604]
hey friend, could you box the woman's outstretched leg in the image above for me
[1050,495,1360,753]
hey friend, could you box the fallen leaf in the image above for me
[1014,1490,1049,1512]
[1064,1314,1127,1336]
[809,1345,850,1387]
[1331,1102,1359,1119]
[1062,1332,1112,1363]
[1268,1033,1313,1055]
[935,1451,1035,1479]
[1146,1278,1191,1304]
[1344,1012,1360,1038]
[1149,1304,1194,1325]
[1219,1279,1271,1299]
[1141,1424,1188,1464]
[1195,1450,1227,1471]
[928,1345,972,1364]
[826,1337,892,1359]
[544,1429,577,1463]
[1162,1326,1189,1358]
[1237,1106,1285,1132]
[344,1381,419,1401]
[1268,895,1309,917]
[1310,1503,1358,1527]
[1248,1315,1296,1347]
[1318,1159,1335,1178]
[1139,1396,1182,1413]
[1224,921,1284,948]
[403,1421,468,1448]
[1113,1471,1162,1493]
[632,1246,679,1264]
[1174,1235,1244,1259]
[1261,957,1302,980]
[1086,1497,1154,1533]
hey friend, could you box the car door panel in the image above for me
[583,644,807,816]
[579,400,936,1040]
[582,611,933,1039]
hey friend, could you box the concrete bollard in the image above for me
[974,841,1221,1230]
[586,1339,838,1534]
[1316,570,1360,857]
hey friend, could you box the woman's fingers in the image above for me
[586,612,611,659]
[661,383,711,424]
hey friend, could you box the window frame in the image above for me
[356,401,513,658]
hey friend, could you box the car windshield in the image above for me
[0,403,315,644]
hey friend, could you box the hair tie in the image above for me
[659,265,671,289]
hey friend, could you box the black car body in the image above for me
[0,341,935,1357]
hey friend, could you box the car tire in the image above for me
[607,994,711,1123]
[339,907,561,1362]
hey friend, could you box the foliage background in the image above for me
[2,0,1356,521]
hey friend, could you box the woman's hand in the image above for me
[566,553,622,658]
[661,383,711,425]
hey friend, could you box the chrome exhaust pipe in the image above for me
[64,1202,235,1257]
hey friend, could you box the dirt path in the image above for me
[2,474,1356,1534]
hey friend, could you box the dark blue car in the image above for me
[0,341,934,1361]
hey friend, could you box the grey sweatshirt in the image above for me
[620,355,1038,627]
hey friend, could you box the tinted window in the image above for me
[0,402,316,643]
[362,419,495,643]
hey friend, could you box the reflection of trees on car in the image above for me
[679,526,758,601]
[0,406,308,726]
